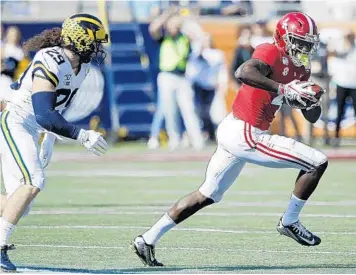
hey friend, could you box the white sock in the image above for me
[142,213,176,245]
[0,217,15,246]
[282,194,306,226]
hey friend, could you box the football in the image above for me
[284,82,325,109]
[308,83,325,101]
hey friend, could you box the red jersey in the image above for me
[232,43,310,130]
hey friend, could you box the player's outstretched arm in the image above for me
[235,59,280,93]
[31,77,108,156]
[302,106,321,123]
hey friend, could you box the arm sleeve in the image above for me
[251,43,279,67]
[32,92,80,140]
[32,50,60,88]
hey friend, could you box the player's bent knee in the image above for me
[199,181,223,203]
[196,190,215,205]
[316,154,328,170]
[31,171,46,191]
[317,159,328,173]
[312,150,328,170]
[20,185,41,217]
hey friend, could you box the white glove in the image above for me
[77,129,108,156]
[39,133,57,169]
[279,80,317,107]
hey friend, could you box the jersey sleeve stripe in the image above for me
[0,111,32,185]
[32,61,59,87]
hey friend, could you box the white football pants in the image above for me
[0,109,45,198]
[199,113,328,202]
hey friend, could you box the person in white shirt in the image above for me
[149,7,205,150]
[0,26,25,110]
[250,20,273,49]
[186,33,228,140]
[328,31,356,146]
[3,26,24,62]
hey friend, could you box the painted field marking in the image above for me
[29,209,356,218]
[20,225,356,236]
[16,243,356,256]
[46,167,258,178]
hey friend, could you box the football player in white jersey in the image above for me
[0,14,109,271]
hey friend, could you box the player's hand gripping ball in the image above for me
[284,81,325,110]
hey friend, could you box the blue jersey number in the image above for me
[55,88,78,108]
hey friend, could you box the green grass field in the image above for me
[3,145,356,273]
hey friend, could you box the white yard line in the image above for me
[145,190,290,196]
[16,243,356,256]
[29,201,356,212]
[46,168,257,178]
[20,225,356,235]
[47,170,202,177]
[222,201,356,207]
[30,209,356,218]
[146,190,356,198]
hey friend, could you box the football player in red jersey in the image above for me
[132,12,328,266]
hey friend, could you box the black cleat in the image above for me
[131,236,164,267]
[1,244,16,272]
[277,218,321,246]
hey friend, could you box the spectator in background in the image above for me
[221,0,253,16]
[149,7,204,150]
[199,0,253,16]
[274,0,301,16]
[129,0,161,21]
[250,20,273,49]
[147,6,204,150]
[0,24,3,46]
[147,82,165,149]
[230,25,254,88]
[2,26,24,64]
[186,33,228,141]
[329,31,356,147]
[0,26,25,111]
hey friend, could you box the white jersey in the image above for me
[7,46,89,118]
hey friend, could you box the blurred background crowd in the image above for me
[1,0,356,150]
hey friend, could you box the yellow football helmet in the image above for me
[61,13,109,63]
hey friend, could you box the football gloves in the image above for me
[279,80,317,107]
[77,129,108,156]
